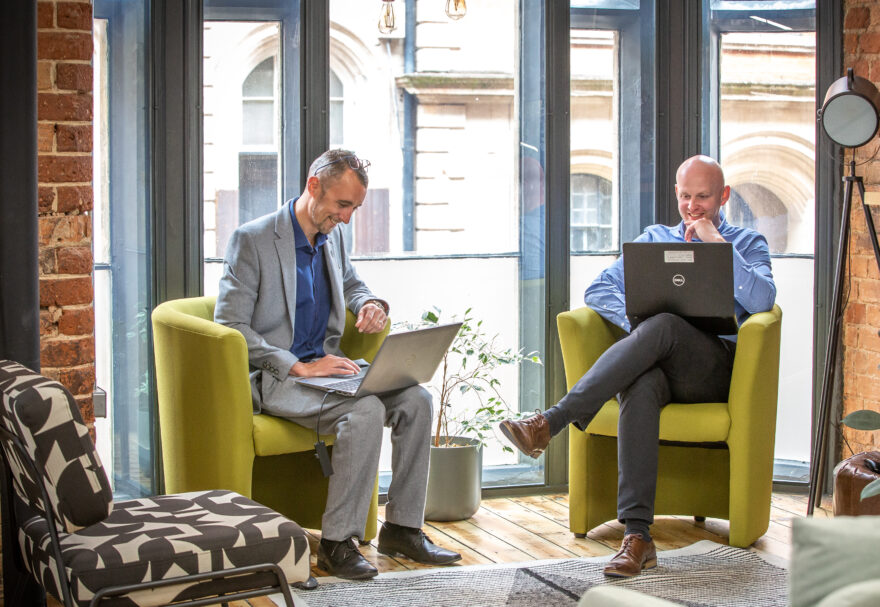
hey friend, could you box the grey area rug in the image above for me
[280,540,788,606]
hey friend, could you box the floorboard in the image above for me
[44,490,830,607]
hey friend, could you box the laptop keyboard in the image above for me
[327,377,363,392]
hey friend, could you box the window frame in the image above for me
[143,0,840,496]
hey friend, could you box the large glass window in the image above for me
[93,0,153,498]
[329,0,546,489]
[203,21,283,287]
[711,1,816,482]
[568,2,655,308]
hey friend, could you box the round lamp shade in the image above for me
[819,70,880,148]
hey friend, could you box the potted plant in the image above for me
[403,308,541,521]
[838,410,880,503]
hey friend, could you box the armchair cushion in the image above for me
[252,413,335,456]
[0,360,113,533]
[586,400,731,443]
[19,489,309,607]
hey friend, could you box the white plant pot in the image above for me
[424,436,482,522]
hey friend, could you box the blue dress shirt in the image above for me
[290,202,332,361]
[584,216,776,340]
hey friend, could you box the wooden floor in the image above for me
[201,489,832,607]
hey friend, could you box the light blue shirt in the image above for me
[584,217,776,340]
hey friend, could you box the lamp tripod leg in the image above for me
[807,163,856,515]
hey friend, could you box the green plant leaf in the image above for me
[861,477,880,500]
[841,409,880,431]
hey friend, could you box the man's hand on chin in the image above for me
[355,302,387,334]
[290,355,360,377]
[684,218,725,243]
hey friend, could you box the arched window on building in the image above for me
[727,184,788,254]
[570,173,613,252]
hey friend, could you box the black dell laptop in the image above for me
[622,242,738,335]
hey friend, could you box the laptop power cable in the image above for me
[314,391,334,477]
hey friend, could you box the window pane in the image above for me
[569,4,654,309]
[330,0,546,490]
[93,1,154,498]
[714,8,816,481]
[203,22,281,264]
[720,31,815,255]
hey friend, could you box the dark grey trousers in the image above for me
[553,313,736,524]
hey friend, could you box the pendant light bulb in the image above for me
[378,0,396,34]
[445,0,467,20]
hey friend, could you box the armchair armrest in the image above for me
[725,304,782,546]
[557,307,626,391]
[152,300,257,496]
[340,309,390,362]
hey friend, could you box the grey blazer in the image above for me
[214,200,383,410]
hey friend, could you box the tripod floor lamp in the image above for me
[808,68,880,514]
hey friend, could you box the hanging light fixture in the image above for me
[378,0,396,34]
[445,0,467,20]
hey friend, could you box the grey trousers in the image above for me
[553,313,736,524]
[260,376,432,541]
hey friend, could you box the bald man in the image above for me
[500,156,776,577]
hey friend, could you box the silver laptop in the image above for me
[296,322,462,397]
[623,242,738,334]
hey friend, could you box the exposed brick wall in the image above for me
[37,0,95,428]
[842,1,880,455]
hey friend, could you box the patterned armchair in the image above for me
[0,359,309,607]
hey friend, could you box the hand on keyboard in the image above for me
[291,354,360,378]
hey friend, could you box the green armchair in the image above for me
[557,305,782,548]
[151,295,388,541]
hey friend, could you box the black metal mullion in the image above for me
[812,0,844,502]
[655,0,703,223]
[152,0,204,303]
[544,0,571,488]
[300,0,329,187]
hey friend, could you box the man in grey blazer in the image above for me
[215,149,460,580]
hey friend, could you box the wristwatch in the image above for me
[364,299,389,314]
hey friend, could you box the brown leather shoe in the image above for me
[499,413,550,458]
[603,534,657,578]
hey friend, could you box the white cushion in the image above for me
[790,516,880,607]
[816,580,880,607]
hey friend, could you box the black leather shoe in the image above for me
[316,538,378,580]
[377,522,462,565]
